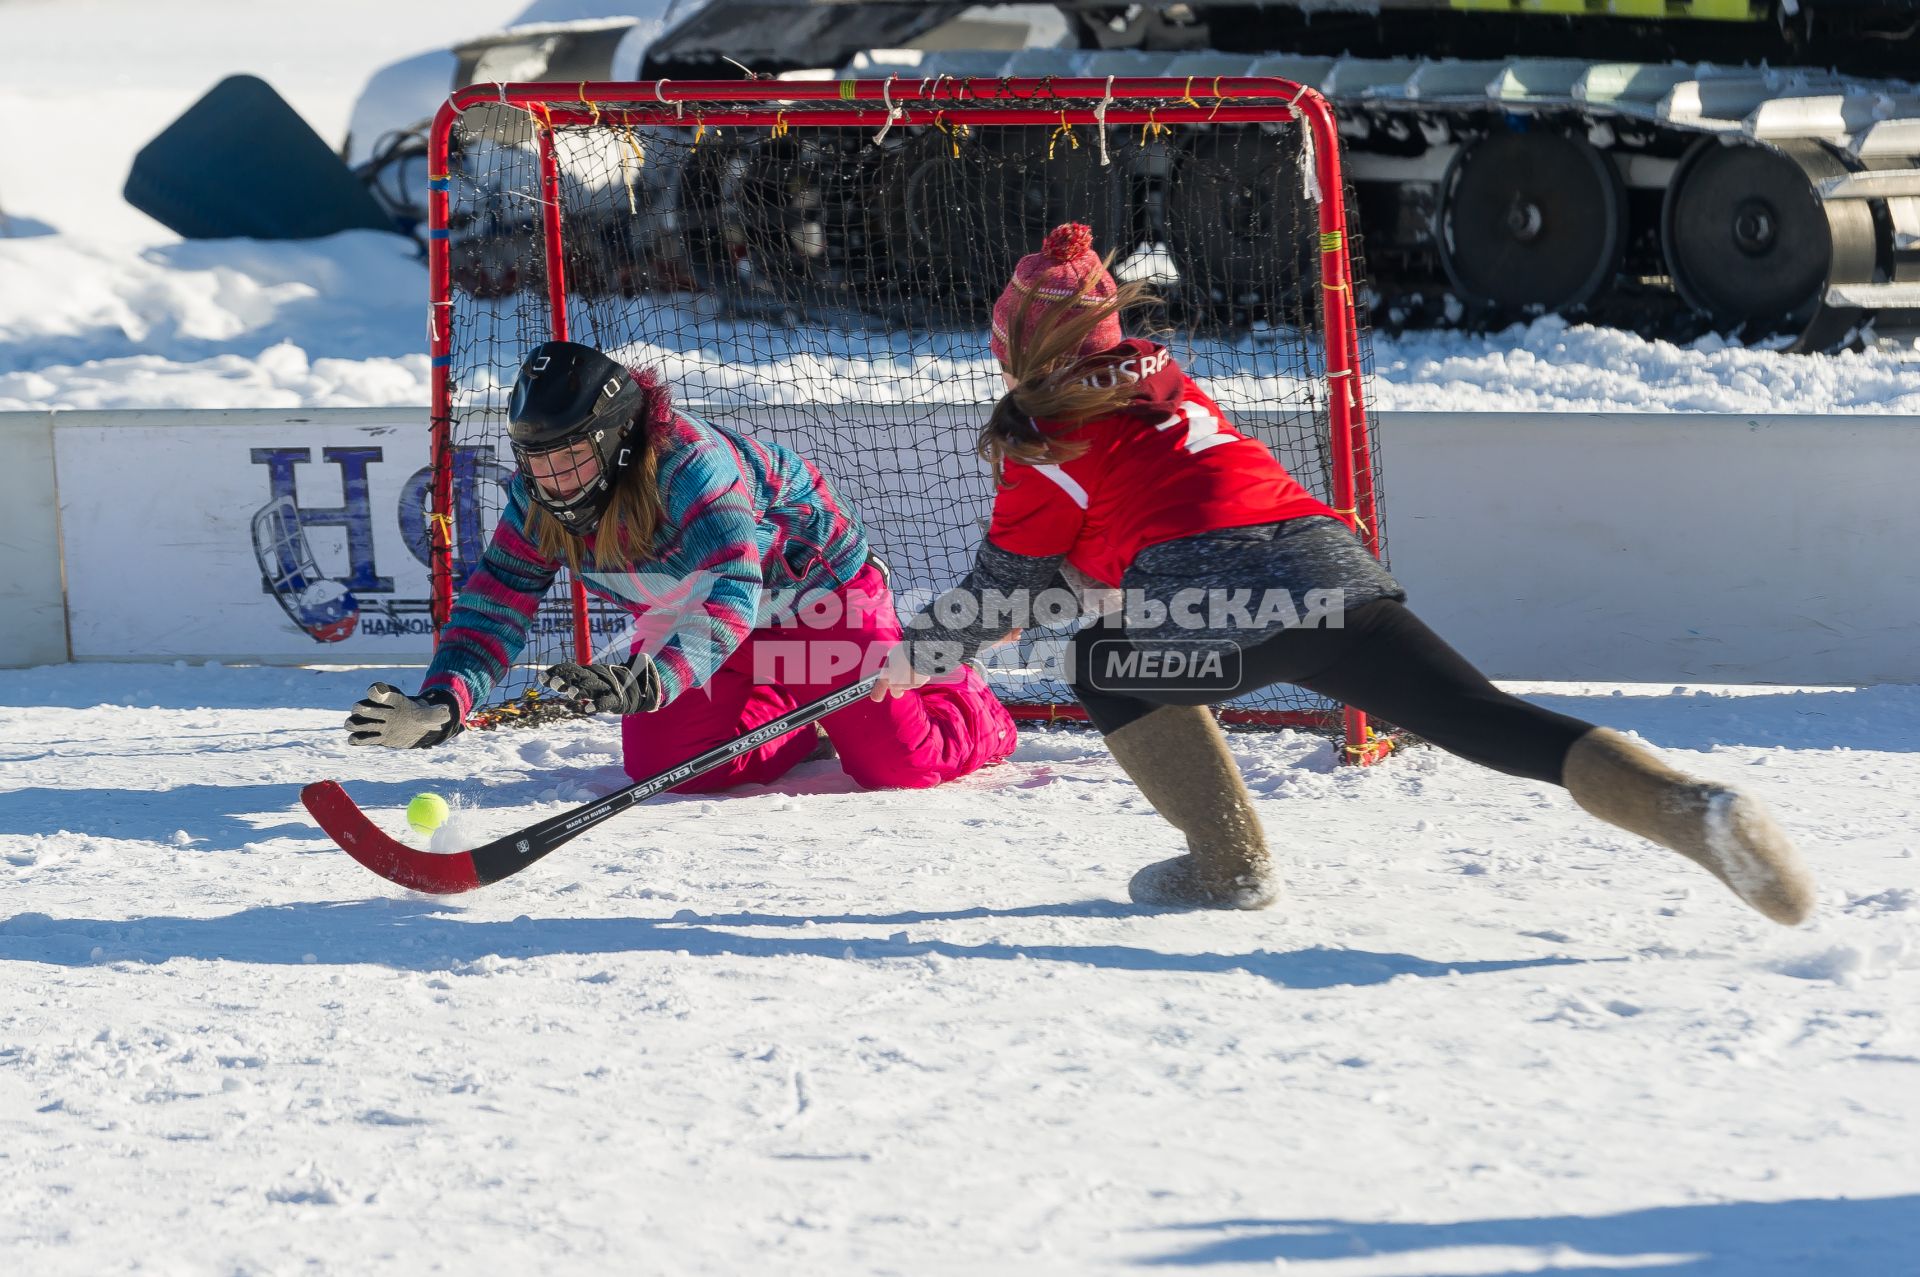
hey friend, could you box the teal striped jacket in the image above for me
[422,411,870,715]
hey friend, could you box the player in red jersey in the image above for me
[877,223,1815,925]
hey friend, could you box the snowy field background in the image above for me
[5,0,1920,415]
[4,1,1920,1273]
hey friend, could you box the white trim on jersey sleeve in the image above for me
[1030,463,1090,510]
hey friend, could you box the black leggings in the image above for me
[1070,598,1594,786]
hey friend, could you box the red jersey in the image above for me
[986,340,1337,586]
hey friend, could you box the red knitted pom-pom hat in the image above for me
[989,222,1123,366]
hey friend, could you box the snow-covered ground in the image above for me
[2,663,1918,1273]
[5,4,1920,1272]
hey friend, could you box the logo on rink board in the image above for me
[250,495,361,643]
[247,443,515,645]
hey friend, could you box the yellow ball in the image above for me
[407,792,451,834]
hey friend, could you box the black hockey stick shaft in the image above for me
[303,674,883,893]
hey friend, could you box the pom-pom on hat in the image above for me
[633,365,675,435]
[989,222,1122,365]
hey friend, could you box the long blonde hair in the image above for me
[521,368,674,574]
[978,258,1157,483]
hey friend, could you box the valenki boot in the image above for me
[1562,728,1817,925]
[1105,704,1278,909]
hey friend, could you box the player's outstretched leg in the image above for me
[1074,597,1817,924]
[1293,600,1817,926]
[1560,728,1815,925]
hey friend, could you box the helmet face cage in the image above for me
[511,429,614,522]
[507,341,644,534]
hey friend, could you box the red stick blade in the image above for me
[300,781,482,895]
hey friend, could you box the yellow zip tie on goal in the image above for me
[1330,505,1371,537]
[932,114,966,158]
[619,126,646,214]
[770,110,790,140]
[1048,111,1079,159]
[1140,107,1170,145]
[1180,76,1201,109]
[576,83,601,127]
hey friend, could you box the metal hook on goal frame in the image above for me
[873,75,903,146]
[654,79,683,122]
[1093,75,1115,167]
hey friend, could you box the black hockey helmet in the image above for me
[507,340,646,535]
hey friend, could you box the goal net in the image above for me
[428,77,1386,755]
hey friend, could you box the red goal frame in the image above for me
[425,76,1388,762]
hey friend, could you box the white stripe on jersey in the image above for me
[1031,463,1090,510]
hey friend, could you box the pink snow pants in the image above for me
[622,562,1017,793]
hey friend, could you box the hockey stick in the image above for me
[303,674,882,894]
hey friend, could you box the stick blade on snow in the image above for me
[300,781,482,894]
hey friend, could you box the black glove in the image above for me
[346,684,464,749]
[541,656,661,715]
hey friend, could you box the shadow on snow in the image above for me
[0,898,1591,990]
[1133,1195,1920,1274]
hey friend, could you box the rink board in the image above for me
[6,407,1920,684]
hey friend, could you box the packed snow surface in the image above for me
[5,4,1920,1267]
[2,664,1918,1272]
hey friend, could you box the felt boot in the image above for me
[1563,728,1816,926]
[1105,705,1278,909]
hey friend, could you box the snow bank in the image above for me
[6,0,1920,415]
[5,229,1920,414]
[0,233,431,410]
[1372,319,1920,415]
[0,0,531,242]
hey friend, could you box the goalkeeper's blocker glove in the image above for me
[541,654,661,715]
